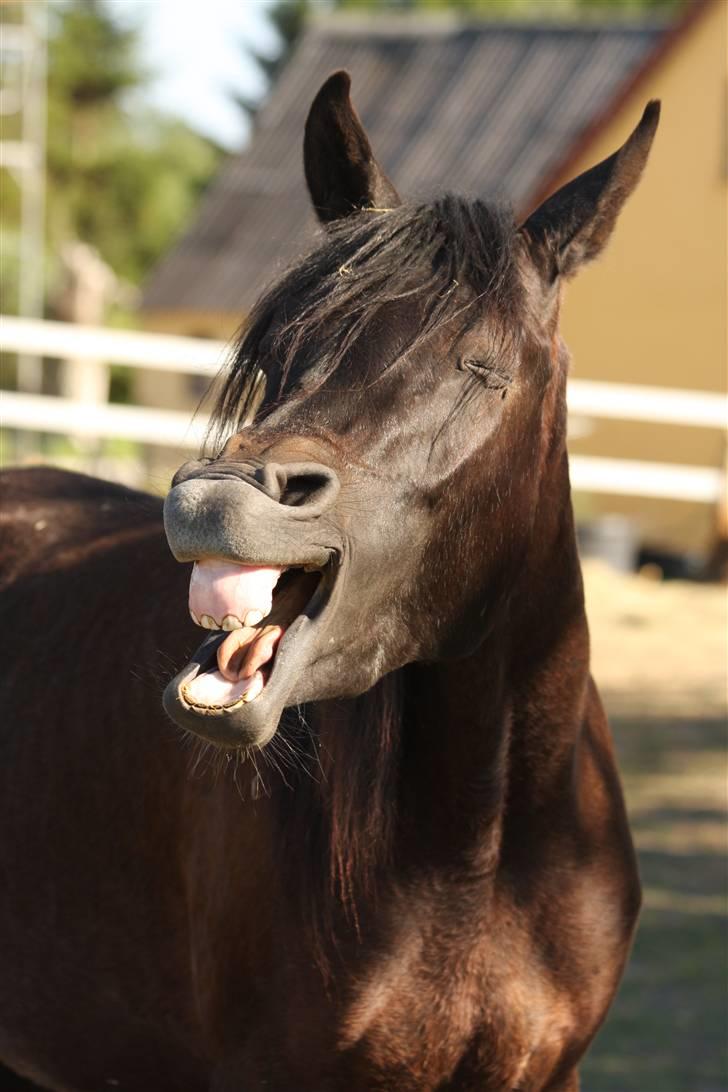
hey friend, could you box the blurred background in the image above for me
[0,1,726,1088]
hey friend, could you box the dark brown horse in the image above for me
[0,74,658,1091]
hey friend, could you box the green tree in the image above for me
[0,0,223,311]
[45,0,223,288]
[236,0,309,124]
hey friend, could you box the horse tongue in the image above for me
[189,560,283,629]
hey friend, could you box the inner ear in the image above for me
[303,71,401,224]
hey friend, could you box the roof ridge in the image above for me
[306,10,672,39]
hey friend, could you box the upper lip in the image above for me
[163,475,342,572]
[162,463,345,745]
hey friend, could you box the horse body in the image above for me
[0,461,635,1091]
[0,73,656,1090]
[0,470,204,1087]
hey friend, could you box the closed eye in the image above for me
[459,358,512,390]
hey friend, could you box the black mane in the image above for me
[211,196,520,440]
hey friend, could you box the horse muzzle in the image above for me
[161,459,343,748]
[163,458,341,568]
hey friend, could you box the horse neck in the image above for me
[399,447,588,878]
[273,382,589,919]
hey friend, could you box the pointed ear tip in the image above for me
[307,71,353,129]
[321,70,352,99]
[641,99,661,130]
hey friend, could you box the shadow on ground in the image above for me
[583,712,727,1092]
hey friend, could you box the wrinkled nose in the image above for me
[164,458,341,567]
[171,459,339,518]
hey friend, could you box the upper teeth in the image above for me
[221,614,243,631]
[188,561,282,634]
[194,611,266,632]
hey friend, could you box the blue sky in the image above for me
[107,0,281,150]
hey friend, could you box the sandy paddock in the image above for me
[580,562,726,1092]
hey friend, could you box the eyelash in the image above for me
[459,358,512,390]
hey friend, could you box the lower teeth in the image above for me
[182,668,265,710]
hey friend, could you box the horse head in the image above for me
[163,71,659,749]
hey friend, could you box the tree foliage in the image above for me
[0,0,223,312]
[236,0,309,124]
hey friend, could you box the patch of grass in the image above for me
[583,713,728,1092]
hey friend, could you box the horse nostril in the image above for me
[259,462,340,515]
[280,472,330,508]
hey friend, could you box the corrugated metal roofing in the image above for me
[141,17,665,316]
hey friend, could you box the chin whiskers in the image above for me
[181,703,322,797]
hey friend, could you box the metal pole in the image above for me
[16,1,47,397]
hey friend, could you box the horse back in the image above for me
[0,469,212,1088]
[0,467,163,589]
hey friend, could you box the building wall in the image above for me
[556,0,727,552]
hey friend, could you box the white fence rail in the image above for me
[1,390,208,448]
[566,378,727,430]
[1,316,726,503]
[0,315,226,375]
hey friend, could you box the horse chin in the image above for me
[163,564,339,748]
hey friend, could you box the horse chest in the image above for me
[337,909,570,1090]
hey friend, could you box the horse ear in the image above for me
[304,70,401,224]
[521,101,660,281]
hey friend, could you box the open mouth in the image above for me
[163,556,336,747]
[182,560,323,713]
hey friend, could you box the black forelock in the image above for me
[210,195,521,441]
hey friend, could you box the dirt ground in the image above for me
[579,561,727,1092]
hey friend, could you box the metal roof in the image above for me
[141,16,665,316]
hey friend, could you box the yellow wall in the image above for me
[557,0,727,552]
